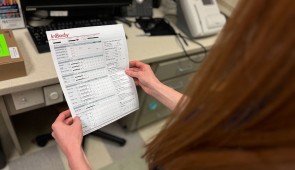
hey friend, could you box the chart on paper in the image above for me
[47,25,139,135]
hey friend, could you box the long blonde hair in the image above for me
[144,0,295,169]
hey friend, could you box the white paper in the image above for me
[46,24,139,135]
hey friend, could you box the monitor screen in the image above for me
[22,0,132,10]
[21,0,132,18]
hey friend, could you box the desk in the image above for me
[0,10,217,156]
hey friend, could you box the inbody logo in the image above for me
[51,33,69,39]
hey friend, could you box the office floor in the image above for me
[1,106,167,170]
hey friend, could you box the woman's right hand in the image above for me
[125,61,161,96]
[126,60,183,111]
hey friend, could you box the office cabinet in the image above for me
[136,74,194,129]
[43,84,64,106]
[2,84,65,154]
[119,52,206,131]
[155,52,205,81]
[4,84,64,116]
[5,88,46,115]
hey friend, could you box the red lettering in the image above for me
[50,33,69,39]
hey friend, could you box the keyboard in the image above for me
[28,18,117,53]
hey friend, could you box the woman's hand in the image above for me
[51,110,83,156]
[52,110,91,170]
[125,60,161,96]
[125,60,183,110]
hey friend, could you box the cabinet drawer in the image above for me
[11,88,44,110]
[163,73,194,92]
[136,74,193,128]
[5,88,46,115]
[137,109,169,129]
[43,84,64,106]
[154,53,205,81]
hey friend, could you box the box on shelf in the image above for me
[0,29,26,81]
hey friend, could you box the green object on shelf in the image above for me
[0,34,10,57]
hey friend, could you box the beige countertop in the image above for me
[0,11,217,96]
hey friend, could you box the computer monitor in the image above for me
[21,0,132,18]
[22,0,132,9]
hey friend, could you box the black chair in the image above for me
[35,130,126,148]
[0,140,7,169]
[35,105,126,148]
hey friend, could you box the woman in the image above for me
[51,0,295,169]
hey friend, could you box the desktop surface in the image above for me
[0,9,218,95]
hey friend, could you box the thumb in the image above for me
[125,69,139,78]
[73,116,82,128]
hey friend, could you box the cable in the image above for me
[181,33,208,56]
[175,33,191,61]
[175,33,207,64]
[133,16,207,64]
[115,17,135,27]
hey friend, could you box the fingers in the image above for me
[134,79,140,86]
[125,69,139,78]
[129,61,146,68]
[73,116,82,129]
[52,110,71,131]
[51,131,55,139]
[56,110,71,121]
[127,67,140,72]
[64,117,74,125]
[73,116,80,122]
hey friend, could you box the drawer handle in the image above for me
[21,97,27,103]
[169,82,184,90]
[49,92,59,100]
[177,63,193,72]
